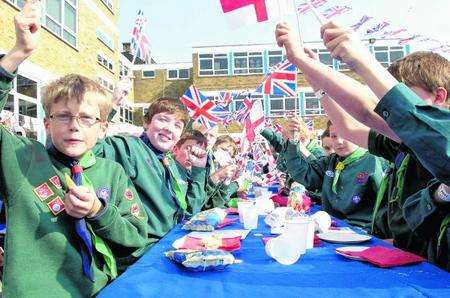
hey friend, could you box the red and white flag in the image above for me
[220,0,293,29]
[240,99,265,153]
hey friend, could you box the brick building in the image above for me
[132,40,410,132]
[0,0,127,142]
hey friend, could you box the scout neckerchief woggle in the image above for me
[332,147,367,194]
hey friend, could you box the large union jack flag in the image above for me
[180,86,230,130]
[256,60,298,97]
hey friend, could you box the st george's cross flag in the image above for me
[219,0,292,29]
[180,86,230,130]
[240,99,265,153]
[256,60,298,97]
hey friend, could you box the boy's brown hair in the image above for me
[175,130,207,148]
[213,135,238,158]
[42,74,111,121]
[143,97,189,127]
[388,51,450,100]
[326,120,333,131]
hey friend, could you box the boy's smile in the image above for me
[44,92,106,158]
[145,112,184,152]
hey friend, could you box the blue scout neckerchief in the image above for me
[48,146,117,280]
[332,147,367,194]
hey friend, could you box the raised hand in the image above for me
[275,22,305,63]
[64,185,102,218]
[320,21,372,70]
[0,0,41,72]
[187,145,207,168]
[112,77,133,109]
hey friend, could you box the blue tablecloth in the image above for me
[99,213,450,298]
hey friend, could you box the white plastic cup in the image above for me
[310,211,332,233]
[267,235,303,265]
[237,201,254,223]
[283,218,310,254]
[243,205,259,229]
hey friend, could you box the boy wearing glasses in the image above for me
[0,1,149,296]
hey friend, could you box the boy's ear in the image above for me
[434,87,448,106]
[43,117,50,134]
[98,121,108,138]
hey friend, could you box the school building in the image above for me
[0,0,412,141]
[0,0,133,143]
[131,39,411,132]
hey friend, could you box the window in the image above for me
[97,53,114,72]
[142,70,155,78]
[234,93,263,111]
[119,105,133,124]
[6,74,40,140]
[269,95,297,116]
[44,0,78,47]
[17,75,37,98]
[303,92,325,115]
[312,49,334,68]
[6,0,26,8]
[373,46,405,67]
[96,28,114,50]
[167,69,190,80]
[198,53,229,76]
[101,0,113,11]
[233,52,263,75]
[119,62,130,79]
[97,76,114,92]
[268,50,284,68]
[19,98,37,118]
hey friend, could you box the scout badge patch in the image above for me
[33,183,54,201]
[355,172,369,185]
[47,196,65,216]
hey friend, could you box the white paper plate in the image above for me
[335,246,369,260]
[317,231,371,244]
[172,230,251,249]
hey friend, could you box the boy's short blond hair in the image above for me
[42,74,111,121]
[388,51,450,100]
[143,97,189,128]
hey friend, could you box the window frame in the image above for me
[97,52,115,73]
[303,92,326,116]
[233,51,264,75]
[268,95,297,117]
[166,69,190,80]
[372,45,405,68]
[198,53,229,77]
[44,0,78,48]
[141,70,155,79]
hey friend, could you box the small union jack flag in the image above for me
[131,10,150,62]
[180,85,230,130]
[399,34,421,45]
[235,96,254,124]
[380,28,407,39]
[322,6,352,19]
[297,0,327,14]
[256,60,298,97]
[350,15,372,31]
[366,22,390,35]
[217,91,234,107]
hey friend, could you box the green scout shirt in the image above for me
[0,73,148,297]
[403,179,450,271]
[368,130,432,256]
[93,134,206,246]
[375,83,450,185]
[174,160,208,214]
[282,141,383,231]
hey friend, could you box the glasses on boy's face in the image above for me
[49,113,101,127]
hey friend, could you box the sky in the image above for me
[118,0,450,63]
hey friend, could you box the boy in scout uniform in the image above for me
[94,96,207,246]
[275,22,448,265]
[172,130,209,213]
[0,2,149,296]
[281,119,383,231]
[203,135,239,209]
